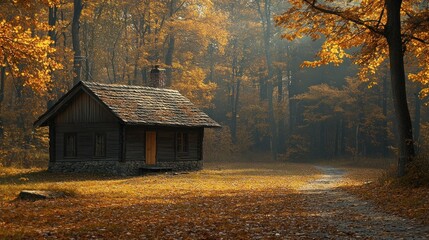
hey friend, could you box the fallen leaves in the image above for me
[0,162,320,239]
[345,183,429,226]
[341,166,429,226]
[4,162,426,239]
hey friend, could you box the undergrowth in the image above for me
[378,154,429,187]
[400,154,429,187]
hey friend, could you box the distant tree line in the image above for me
[1,1,428,177]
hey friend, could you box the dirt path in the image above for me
[299,166,429,239]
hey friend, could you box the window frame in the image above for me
[176,132,189,155]
[64,132,77,158]
[94,132,106,158]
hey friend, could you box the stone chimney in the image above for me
[149,65,166,88]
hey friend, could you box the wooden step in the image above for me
[139,166,173,174]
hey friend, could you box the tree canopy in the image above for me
[1,0,429,176]
[275,0,429,176]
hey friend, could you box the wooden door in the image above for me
[145,131,157,165]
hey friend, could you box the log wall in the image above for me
[55,123,120,162]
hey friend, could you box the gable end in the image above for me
[34,82,123,127]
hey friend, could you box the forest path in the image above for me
[299,166,429,239]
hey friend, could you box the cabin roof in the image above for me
[34,81,221,128]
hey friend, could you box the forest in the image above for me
[1,0,429,238]
[1,0,429,174]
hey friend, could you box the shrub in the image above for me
[285,135,310,161]
[378,154,429,187]
[400,154,429,187]
[0,147,48,168]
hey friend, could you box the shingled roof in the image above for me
[34,81,220,128]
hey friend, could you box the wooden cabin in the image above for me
[34,79,220,175]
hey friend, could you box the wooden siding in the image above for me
[198,128,204,160]
[157,131,175,162]
[55,123,120,161]
[49,125,56,162]
[176,131,199,161]
[56,91,117,124]
[53,124,204,163]
[119,125,126,162]
[124,127,203,163]
[155,128,202,162]
[125,126,145,161]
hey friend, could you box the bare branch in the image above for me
[405,34,428,44]
[302,0,385,36]
[376,5,385,29]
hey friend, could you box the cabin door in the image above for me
[145,131,157,165]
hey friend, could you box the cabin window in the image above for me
[94,133,106,157]
[64,133,77,158]
[176,132,189,153]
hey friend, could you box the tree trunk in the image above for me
[382,73,389,158]
[48,6,57,46]
[0,57,6,104]
[72,0,83,84]
[134,25,141,85]
[286,45,296,136]
[268,82,278,160]
[207,43,215,83]
[122,8,131,85]
[385,0,415,176]
[340,119,346,156]
[164,0,176,87]
[47,5,58,109]
[110,49,117,83]
[230,41,239,144]
[82,21,92,82]
[165,35,175,87]
[0,57,5,141]
[277,68,286,153]
[259,0,277,160]
[334,118,340,157]
[231,79,240,144]
[355,124,359,160]
[319,121,326,159]
[259,77,267,100]
[109,28,123,84]
[414,86,421,152]
[61,10,67,55]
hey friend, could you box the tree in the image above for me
[255,0,278,161]
[293,77,388,159]
[0,1,62,166]
[275,0,429,176]
[72,0,83,84]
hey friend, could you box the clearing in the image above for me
[0,162,428,239]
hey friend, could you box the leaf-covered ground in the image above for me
[0,162,321,239]
[341,166,429,227]
[2,162,429,239]
[300,166,429,239]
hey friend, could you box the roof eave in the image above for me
[123,122,221,128]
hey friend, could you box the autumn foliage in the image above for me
[1,1,429,176]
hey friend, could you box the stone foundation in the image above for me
[157,161,203,172]
[48,160,202,176]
